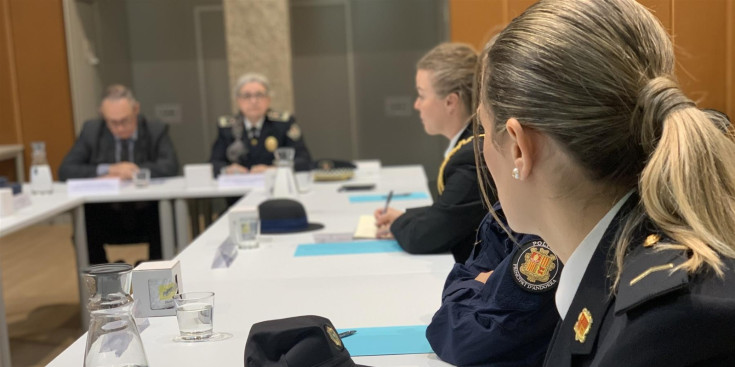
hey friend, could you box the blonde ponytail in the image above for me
[635,106,735,276]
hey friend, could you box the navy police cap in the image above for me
[258,199,324,234]
[244,315,369,367]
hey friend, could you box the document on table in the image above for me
[353,215,378,239]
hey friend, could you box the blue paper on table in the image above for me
[294,240,402,257]
[348,192,429,203]
[337,325,432,356]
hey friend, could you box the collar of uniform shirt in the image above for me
[244,117,265,135]
[554,189,635,320]
[444,123,469,158]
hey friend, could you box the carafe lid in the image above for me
[83,263,133,299]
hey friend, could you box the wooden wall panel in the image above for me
[507,0,538,21]
[450,0,733,119]
[638,0,672,34]
[728,0,734,120]
[0,0,20,180]
[8,0,75,179]
[449,0,506,51]
[673,0,728,112]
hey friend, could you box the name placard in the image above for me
[217,173,265,189]
[67,178,121,196]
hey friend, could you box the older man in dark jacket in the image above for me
[59,85,178,264]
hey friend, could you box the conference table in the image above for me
[0,177,252,367]
[46,165,456,366]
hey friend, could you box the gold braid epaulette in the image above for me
[437,134,483,195]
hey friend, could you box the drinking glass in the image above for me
[174,292,214,341]
[134,168,151,187]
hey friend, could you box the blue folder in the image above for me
[348,192,429,203]
[338,325,432,356]
[294,240,402,257]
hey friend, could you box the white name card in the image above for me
[217,173,265,189]
[354,160,381,176]
[184,164,214,189]
[67,177,121,196]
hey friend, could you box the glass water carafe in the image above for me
[83,263,149,367]
[29,141,53,194]
[272,147,298,199]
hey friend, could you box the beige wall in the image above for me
[223,0,294,113]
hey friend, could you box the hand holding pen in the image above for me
[374,190,404,238]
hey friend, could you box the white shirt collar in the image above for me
[555,190,635,320]
[444,124,469,158]
[244,117,265,132]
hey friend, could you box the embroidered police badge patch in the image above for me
[287,124,302,141]
[324,324,344,350]
[511,240,560,293]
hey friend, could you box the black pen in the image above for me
[338,330,357,338]
[382,190,394,214]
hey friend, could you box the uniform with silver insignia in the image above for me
[209,109,313,175]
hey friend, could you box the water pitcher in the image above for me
[272,147,298,199]
[83,263,149,367]
[29,141,53,194]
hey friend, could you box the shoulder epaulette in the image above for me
[267,110,291,122]
[437,134,483,195]
[218,115,236,128]
[615,234,689,315]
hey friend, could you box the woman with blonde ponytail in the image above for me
[476,0,735,365]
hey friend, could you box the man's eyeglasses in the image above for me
[237,92,268,101]
[106,116,136,128]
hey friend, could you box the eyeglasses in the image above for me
[237,92,268,101]
[106,115,136,128]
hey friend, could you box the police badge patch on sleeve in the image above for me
[287,124,302,141]
[511,240,561,293]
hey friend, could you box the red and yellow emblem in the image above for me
[520,247,557,283]
[574,308,593,343]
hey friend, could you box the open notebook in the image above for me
[353,215,378,239]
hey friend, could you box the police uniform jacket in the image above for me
[427,207,562,367]
[58,116,179,180]
[390,126,487,263]
[209,111,312,174]
[544,194,735,367]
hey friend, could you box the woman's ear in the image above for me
[445,92,460,112]
[505,118,535,180]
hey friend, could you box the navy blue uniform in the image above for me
[544,196,735,367]
[390,126,487,263]
[427,206,562,366]
[209,110,312,174]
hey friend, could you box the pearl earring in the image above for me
[512,168,520,180]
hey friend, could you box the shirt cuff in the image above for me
[97,164,110,176]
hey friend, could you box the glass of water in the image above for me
[134,168,151,187]
[174,292,214,341]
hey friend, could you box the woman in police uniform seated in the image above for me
[210,72,312,175]
[425,37,562,367]
[373,43,488,263]
[476,0,735,365]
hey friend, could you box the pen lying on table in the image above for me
[338,330,357,338]
[382,192,413,199]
